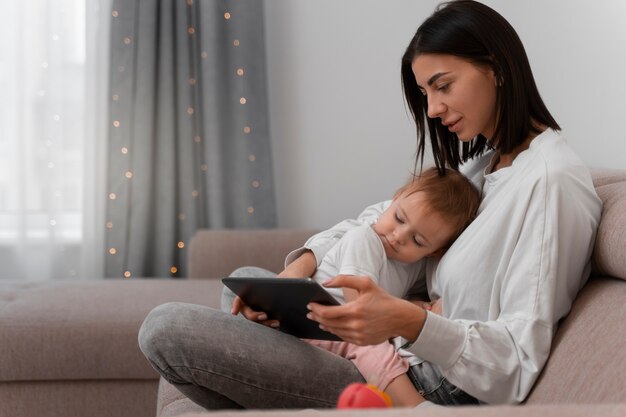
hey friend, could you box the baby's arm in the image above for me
[277,250,316,278]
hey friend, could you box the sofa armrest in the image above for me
[187,229,319,279]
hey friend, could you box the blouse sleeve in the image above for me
[284,200,390,268]
[406,166,602,404]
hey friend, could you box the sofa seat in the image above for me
[180,403,626,417]
[0,279,224,417]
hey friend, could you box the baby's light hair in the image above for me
[393,167,480,248]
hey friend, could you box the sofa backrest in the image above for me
[526,168,626,404]
[589,168,626,281]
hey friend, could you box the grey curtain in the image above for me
[105,0,276,278]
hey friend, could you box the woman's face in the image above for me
[411,54,498,141]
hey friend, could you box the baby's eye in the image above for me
[413,237,423,247]
[395,214,404,224]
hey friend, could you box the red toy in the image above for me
[337,383,393,409]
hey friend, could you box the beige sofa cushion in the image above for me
[0,280,222,382]
[526,277,626,404]
[592,181,626,280]
[178,404,626,417]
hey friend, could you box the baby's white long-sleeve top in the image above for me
[311,224,426,303]
[286,130,602,404]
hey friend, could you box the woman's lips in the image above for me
[446,118,462,132]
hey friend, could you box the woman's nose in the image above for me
[427,94,446,118]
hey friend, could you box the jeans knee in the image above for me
[138,302,186,367]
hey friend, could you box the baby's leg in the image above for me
[347,343,425,407]
[383,373,426,407]
[305,339,426,407]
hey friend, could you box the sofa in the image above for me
[0,168,624,417]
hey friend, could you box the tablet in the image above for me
[221,277,342,341]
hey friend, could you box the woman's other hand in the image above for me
[307,275,427,346]
[231,296,280,329]
[277,250,317,278]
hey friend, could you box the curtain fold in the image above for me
[105,0,276,278]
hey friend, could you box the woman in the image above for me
[139,0,601,408]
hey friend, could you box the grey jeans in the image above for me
[138,267,478,409]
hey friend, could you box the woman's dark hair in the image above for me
[401,0,560,172]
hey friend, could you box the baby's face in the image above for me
[373,191,455,263]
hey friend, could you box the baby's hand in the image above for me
[410,300,434,311]
[430,299,443,316]
[410,299,443,315]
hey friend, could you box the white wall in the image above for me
[265,0,626,229]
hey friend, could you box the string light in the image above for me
[233,39,240,46]
[224,12,231,20]
[170,266,178,274]
[193,136,201,143]
[124,271,131,278]
[188,78,196,85]
[252,180,260,188]
[112,10,118,17]
[236,68,244,76]
[239,97,247,104]
[109,193,117,200]
[109,248,117,255]
[121,147,128,154]
[112,94,119,101]
[187,107,194,115]
[201,52,208,59]
[191,190,199,198]
[188,27,195,35]
[248,154,256,162]
[106,221,113,229]
[177,241,185,249]
[123,37,131,45]
[201,164,208,171]
[247,206,255,214]
[113,120,120,127]
[125,171,133,179]
[243,126,251,134]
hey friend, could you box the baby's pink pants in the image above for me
[305,339,409,391]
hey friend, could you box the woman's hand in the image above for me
[231,296,280,328]
[277,250,317,278]
[307,275,427,346]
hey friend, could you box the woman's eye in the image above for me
[436,83,449,92]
